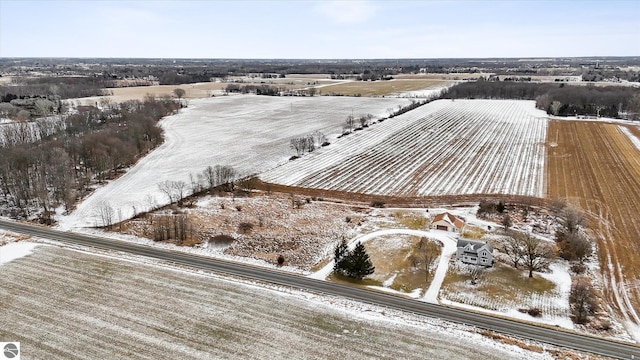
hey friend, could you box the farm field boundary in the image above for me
[547,120,640,339]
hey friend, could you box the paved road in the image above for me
[0,219,638,359]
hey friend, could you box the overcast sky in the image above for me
[1,0,638,59]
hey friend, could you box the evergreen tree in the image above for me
[346,241,375,280]
[333,238,349,273]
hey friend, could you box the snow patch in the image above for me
[0,241,38,265]
[619,125,640,152]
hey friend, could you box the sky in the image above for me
[1,0,638,59]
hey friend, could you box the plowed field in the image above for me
[546,120,640,327]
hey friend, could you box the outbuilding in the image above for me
[430,212,465,233]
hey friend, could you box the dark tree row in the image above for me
[0,76,112,102]
[440,80,640,118]
[0,97,180,223]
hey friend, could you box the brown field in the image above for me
[546,120,640,323]
[319,79,451,96]
[69,76,339,105]
[394,73,492,80]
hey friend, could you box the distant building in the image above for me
[456,239,494,267]
[431,212,465,233]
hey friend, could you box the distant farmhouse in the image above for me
[456,239,494,267]
[430,212,465,233]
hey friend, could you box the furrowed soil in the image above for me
[546,120,640,324]
[0,246,552,360]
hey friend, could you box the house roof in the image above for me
[432,212,465,229]
[456,239,494,253]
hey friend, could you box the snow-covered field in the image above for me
[261,99,548,197]
[0,245,560,359]
[59,95,411,228]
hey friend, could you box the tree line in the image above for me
[0,96,180,223]
[440,79,640,119]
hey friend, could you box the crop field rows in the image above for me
[262,99,548,198]
[546,121,640,326]
[0,246,544,359]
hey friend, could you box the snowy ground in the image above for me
[0,244,568,359]
[0,241,38,265]
[261,99,549,197]
[309,228,456,304]
[58,95,411,229]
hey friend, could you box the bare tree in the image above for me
[158,180,176,203]
[501,232,553,277]
[556,207,591,262]
[344,114,355,133]
[570,277,598,324]
[202,166,216,191]
[173,88,186,105]
[563,208,584,234]
[96,201,115,228]
[201,165,236,192]
[172,180,188,205]
[358,113,373,128]
[502,214,512,231]
[411,237,441,281]
[519,232,554,278]
[313,130,328,146]
[290,137,306,156]
[500,234,524,269]
[215,165,236,191]
[158,180,187,204]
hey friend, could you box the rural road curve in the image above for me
[0,219,638,359]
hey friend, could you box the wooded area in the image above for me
[441,80,640,118]
[0,97,180,223]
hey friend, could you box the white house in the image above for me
[455,239,494,267]
[430,212,465,233]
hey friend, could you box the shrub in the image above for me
[371,200,385,208]
[277,254,285,265]
[570,263,587,274]
[527,308,542,317]
[238,222,254,234]
[477,201,496,217]
[210,234,235,244]
[345,216,352,223]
